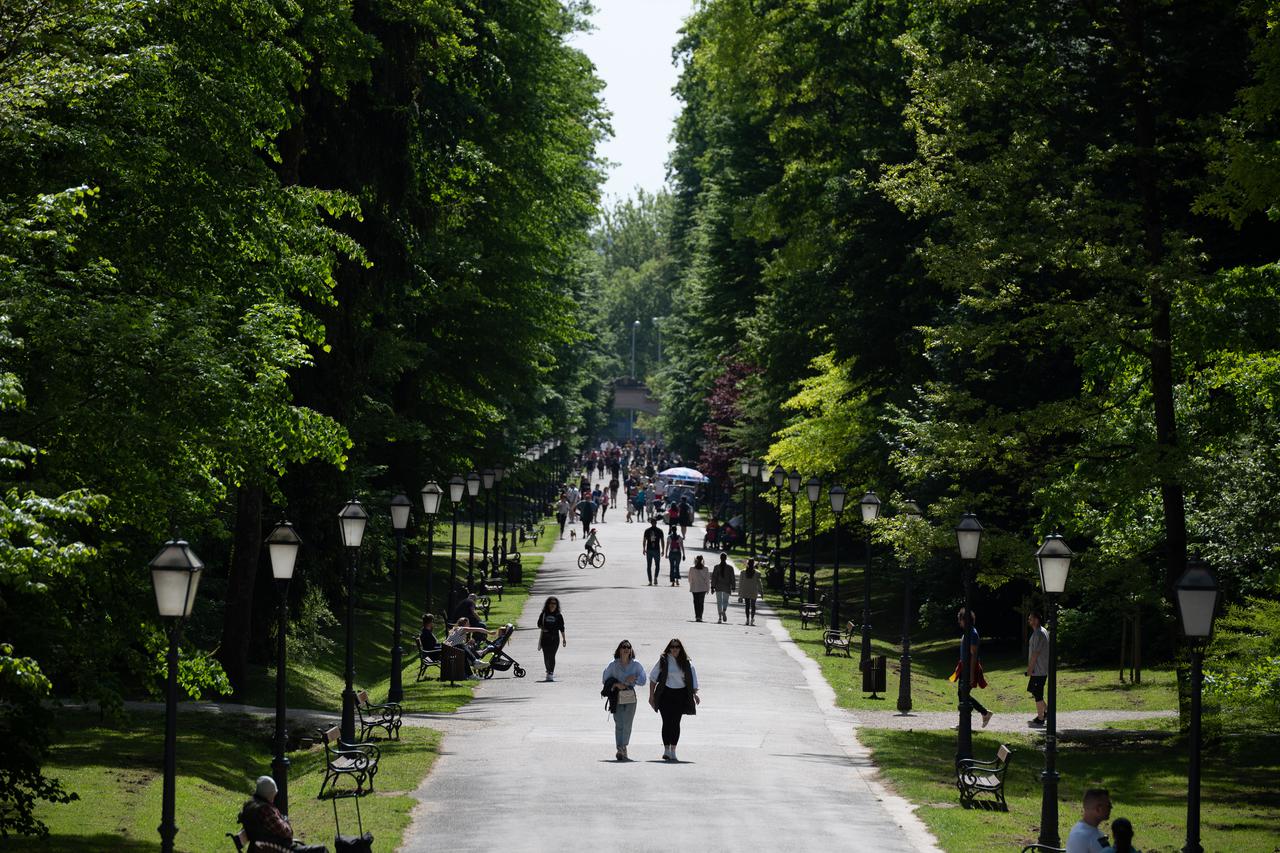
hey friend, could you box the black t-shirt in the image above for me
[538,611,565,634]
[643,526,664,550]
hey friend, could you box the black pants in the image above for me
[968,692,989,715]
[744,598,756,620]
[658,686,689,746]
[692,591,706,621]
[581,516,591,535]
[541,632,559,673]
[556,513,566,534]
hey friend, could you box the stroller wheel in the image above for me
[483,666,495,679]
[514,666,527,678]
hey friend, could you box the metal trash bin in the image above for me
[505,555,523,585]
[862,655,887,695]
[441,644,467,684]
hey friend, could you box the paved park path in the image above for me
[401,505,942,853]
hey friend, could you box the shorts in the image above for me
[1026,675,1046,702]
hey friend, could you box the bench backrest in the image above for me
[322,724,341,746]
[357,689,370,706]
[996,744,1011,765]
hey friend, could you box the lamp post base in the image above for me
[271,754,291,818]
[341,688,357,744]
[1037,768,1060,848]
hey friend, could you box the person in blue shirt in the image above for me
[602,640,646,761]
[957,607,994,727]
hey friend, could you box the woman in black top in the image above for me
[536,596,567,681]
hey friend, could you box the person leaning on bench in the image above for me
[239,775,329,852]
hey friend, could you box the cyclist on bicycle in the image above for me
[584,527,601,560]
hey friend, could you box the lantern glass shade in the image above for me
[339,498,369,548]
[265,521,302,581]
[760,463,771,484]
[805,477,821,504]
[448,475,465,503]
[740,459,751,476]
[466,472,481,497]
[772,465,786,488]
[421,481,443,515]
[390,493,412,531]
[482,469,495,490]
[149,540,204,618]
[829,485,847,515]
[955,513,984,560]
[859,490,882,523]
[788,469,802,495]
[1035,534,1074,594]
[494,466,506,483]
[746,459,760,478]
[902,499,923,518]
[1176,562,1220,638]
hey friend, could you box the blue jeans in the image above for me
[669,553,682,581]
[613,697,637,747]
[645,549,661,583]
[715,590,731,615]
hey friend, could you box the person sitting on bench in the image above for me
[239,775,328,852]
[446,617,493,679]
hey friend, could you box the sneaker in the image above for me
[547,673,556,682]
[981,711,994,728]
[467,673,482,680]
[669,749,678,762]
[1028,717,1045,727]
[662,749,674,762]
[616,749,626,761]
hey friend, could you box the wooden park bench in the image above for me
[227,827,292,852]
[956,744,1013,810]
[416,635,441,682]
[823,620,855,656]
[799,595,826,629]
[356,689,402,741]
[317,724,380,799]
[519,520,545,545]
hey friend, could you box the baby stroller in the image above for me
[475,623,526,679]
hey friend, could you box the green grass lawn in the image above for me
[772,564,1177,714]
[13,710,441,853]
[858,726,1280,852]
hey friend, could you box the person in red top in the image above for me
[239,776,328,852]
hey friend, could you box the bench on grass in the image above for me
[416,635,441,682]
[799,596,826,629]
[957,744,1012,810]
[519,521,545,544]
[356,689,402,741]
[823,620,856,656]
[317,724,379,799]
[227,828,292,852]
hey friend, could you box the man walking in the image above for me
[641,517,665,585]
[1026,610,1049,727]
[1065,788,1112,852]
[576,492,597,538]
[711,552,737,624]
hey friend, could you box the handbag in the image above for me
[333,794,374,852]
[617,687,637,704]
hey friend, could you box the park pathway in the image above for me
[401,499,941,853]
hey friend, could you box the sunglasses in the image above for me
[619,644,632,649]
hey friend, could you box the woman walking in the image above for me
[602,639,646,761]
[739,558,763,625]
[648,638,700,761]
[687,555,710,621]
[667,528,685,586]
[556,494,570,539]
[536,597,567,682]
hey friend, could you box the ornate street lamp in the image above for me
[806,477,820,603]
[739,459,751,551]
[897,500,922,714]
[828,486,847,631]
[787,469,802,601]
[465,472,480,589]
[480,468,495,579]
[264,519,301,816]
[954,512,983,763]
[1176,560,1220,853]
[420,481,442,611]
[150,537,204,853]
[387,493,412,703]
[748,459,763,556]
[769,465,786,589]
[494,466,507,563]
[447,476,464,614]
[1033,533,1073,848]
[337,497,369,744]
[859,490,881,669]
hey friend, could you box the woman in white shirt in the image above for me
[647,638,701,762]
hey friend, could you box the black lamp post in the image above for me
[748,459,763,556]
[420,482,442,612]
[858,490,881,668]
[264,520,301,815]
[771,465,786,558]
[897,500,922,715]
[1035,533,1074,848]
[955,512,983,764]
[465,471,480,589]
[494,466,507,563]
[388,493,412,703]
[739,459,750,550]
[806,477,820,604]
[446,476,464,613]
[787,469,801,600]
[150,537,204,853]
[828,486,847,631]
[1176,560,1220,853]
[481,468,495,578]
[338,497,369,744]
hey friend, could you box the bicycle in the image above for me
[577,549,606,569]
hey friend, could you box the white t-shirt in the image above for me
[1066,820,1106,853]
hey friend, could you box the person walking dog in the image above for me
[602,639,646,761]
[648,638,700,762]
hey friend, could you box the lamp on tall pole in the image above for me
[481,468,495,578]
[828,486,847,631]
[1176,560,1220,853]
[1034,533,1074,848]
[954,512,983,764]
[771,465,786,588]
[748,459,763,556]
[446,476,464,613]
[265,520,301,816]
[630,319,641,379]
[858,490,881,668]
[897,500,922,715]
[653,316,662,363]
[787,469,801,600]
[420,481,442,612]
[806,477,820,603]
[494,465,507,563]
[465,471,480,589]
[338,497,369,744]
[739,459,750,551]
[150,537,204,853]
[388,493,412,703]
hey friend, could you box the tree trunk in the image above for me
[218,484,263,696]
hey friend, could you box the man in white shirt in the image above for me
[1065,788,1112,853]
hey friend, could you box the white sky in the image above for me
[572,0,697,204]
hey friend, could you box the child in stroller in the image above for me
[474,623,526,679]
